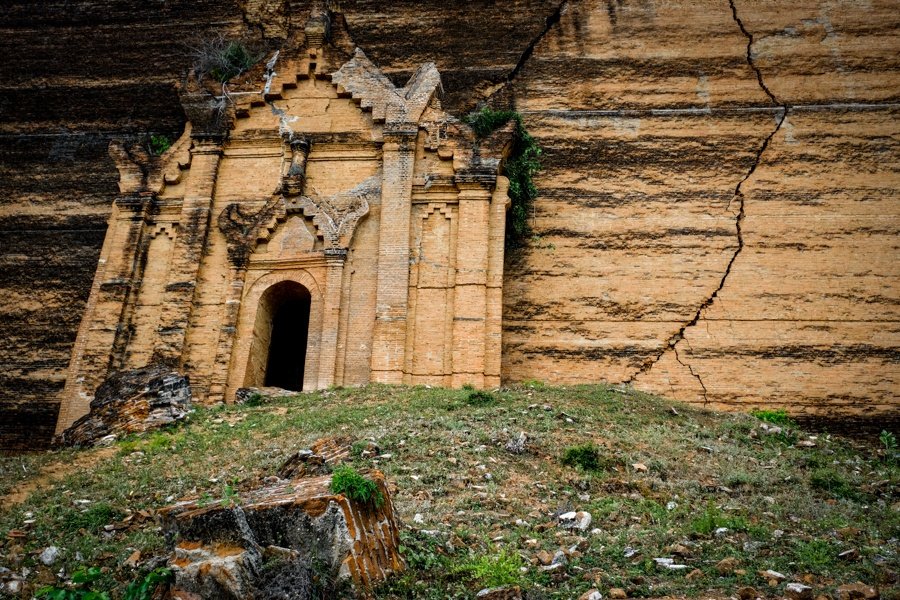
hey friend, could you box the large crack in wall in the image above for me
[626,0,792,401]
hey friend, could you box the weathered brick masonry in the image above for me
[0,0,898,449]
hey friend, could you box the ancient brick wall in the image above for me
[1,0,898,449]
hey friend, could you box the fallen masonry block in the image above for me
[159,471,403,598]
[56,364,191,447]
[278,436,351,479]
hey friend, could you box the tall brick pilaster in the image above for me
[370,125,417,383]
[485,176,510,387]
[451,173,494,388]
[154,141,222,363]
[318,249,348,388]
[56,196,152,432]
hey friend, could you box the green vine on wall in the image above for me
[463,107,542,250]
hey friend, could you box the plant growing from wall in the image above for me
[147,135,171,156]
[330,465,384,506]
[464,107,542,249]
[191,35,262,83]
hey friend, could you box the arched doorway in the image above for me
[250,281,311,391]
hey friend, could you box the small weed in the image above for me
[36,566,108,600]
[221,483,240,507]
[723,471,755,488]
[330,466,383,506]
[466,390,495,406]
[61,503,123,534]
[561,443,605,472]
[454,549,523,588]
[191,35,262,83]
[522,379,544,388]
[792,539,837,573]
[123,568,173,600]
[244,392,263,407]
[879,430,897,463]
[750,409,796,428]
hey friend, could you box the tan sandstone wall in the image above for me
[502,0,900,420]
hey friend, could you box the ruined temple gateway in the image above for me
[55,40,513,433]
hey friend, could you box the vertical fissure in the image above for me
[626,0,791,402]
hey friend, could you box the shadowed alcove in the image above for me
[249,281,311,391]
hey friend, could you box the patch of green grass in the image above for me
[465,390,495,406]
[454,548,524,588]
[751,408,796,428]
[689,502,748,536]
[60,503,123,534]
[792,539,837,573]
[2,384,895,600]
[561,443,610,472]
[330,465,383,506]
[809,468,856,499]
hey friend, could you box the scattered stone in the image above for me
[39,546,60,566]
[551,550,568,567]
[579,590,602,600]
[760,569,786,581]
[56,365,191,447]
[654,557,688,570]
[608,587,627,599]
[277,436,350,479]
[623,547,638,559]
[839,549,860,561]
[505,432,528,454]
[714,527,729,536]
[716,557,739,574]
[738,586,761,600]
[559,511,592,531]
[536,550,554,566]
[786,582,814,600]
[836,582,878,600]
[632,463,648,473]
[476,586,523,599]
[797,440,817,448]
[685,569,703,581]
[123,550,141,568]
[666,501,678,511]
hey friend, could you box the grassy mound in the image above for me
[1,385,896,598]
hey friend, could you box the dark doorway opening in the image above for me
[263,282,311,391]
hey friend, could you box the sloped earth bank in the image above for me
[0,385,897,598]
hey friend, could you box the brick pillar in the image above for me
[318,249,347,388]
[56,196,152,432]
[451,174,493,388]
[154,142,222,363]
[370,125,417,383]
[207,269,246,403]
[485,176,509,388]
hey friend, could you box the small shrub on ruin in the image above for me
[191,35,262,83]
[330,465,383,506]
[147,135,171,156]
[464,106,542,250]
